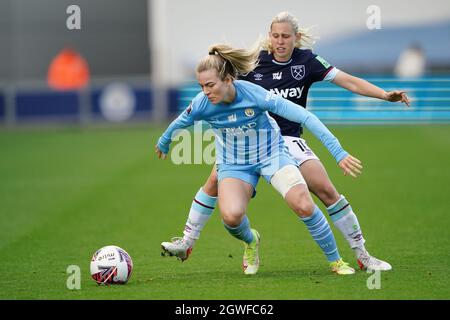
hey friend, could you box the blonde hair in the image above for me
[261,11,317,52]
[196,43,260,80]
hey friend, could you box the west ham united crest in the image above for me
[291,65,305,80]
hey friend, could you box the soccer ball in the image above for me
[90,245,133,285]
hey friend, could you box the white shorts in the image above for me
[283,136,320,166]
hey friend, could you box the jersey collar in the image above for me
[271,58,292,66]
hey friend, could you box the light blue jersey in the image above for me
[159,80,347,262]
[158,80,348,169]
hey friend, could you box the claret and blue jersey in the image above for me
[240,48,338,137]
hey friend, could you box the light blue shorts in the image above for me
[216,154,299,193]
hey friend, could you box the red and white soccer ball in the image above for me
[90,245,133,285]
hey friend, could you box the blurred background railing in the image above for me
[176,76,450,124]
[1,76,450,126]
[0,78,155,126]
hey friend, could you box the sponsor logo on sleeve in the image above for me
[316,56,331,68]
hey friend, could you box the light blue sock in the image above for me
[300,206,340,262]
[223,215,254,244]
[192,187,217,214]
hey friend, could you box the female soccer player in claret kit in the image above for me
[156,42,362,275]
[161,12,410,272]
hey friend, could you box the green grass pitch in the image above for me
[0,125,449,299]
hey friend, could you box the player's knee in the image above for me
[221,206,245,227]
[292,197,315,218]
[221,213,244,227]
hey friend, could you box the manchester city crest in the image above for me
[291,65,305,80]
[245,108,255,117]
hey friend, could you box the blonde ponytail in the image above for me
[197,42,260,80]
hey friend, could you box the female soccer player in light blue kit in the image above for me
[161,12,410,272]
[156,43,362,275]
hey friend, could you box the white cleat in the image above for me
[242,229,260,275]
[161,237,193,262]
[357,255,392,271]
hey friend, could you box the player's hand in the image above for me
[155,145,167,160]
[383,90,411,107]
[338,155,362,178]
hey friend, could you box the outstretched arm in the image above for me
[332,71,411,107]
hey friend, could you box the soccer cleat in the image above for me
[330,258,355,275]
[242,229,260,275]
[357,255,392,271]
[161,237,193,262]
